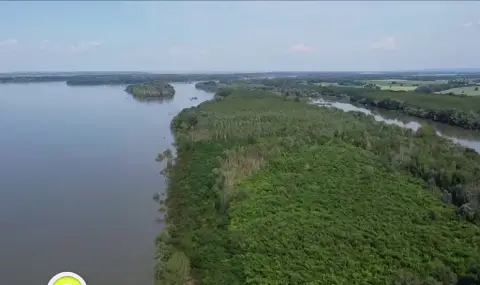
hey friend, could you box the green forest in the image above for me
[125,81,175,98]
[195,81,221,93]
[154,88,480,285]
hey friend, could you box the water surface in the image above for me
[0,82,213,285]
[313,98,480,152]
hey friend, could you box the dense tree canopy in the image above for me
[155,88,480,285]
[125,81,175,98]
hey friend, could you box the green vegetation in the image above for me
[125,81,175,98]
[308,78,477,93]
[155,88,480,285]
[64,74,274,86]
[438,86,480,96]
[366,79,446,91]
[414,79,475,94]
[378,85,417,91]
[317,86,480,130]
[252,78,480,130]
[195,81,221,93]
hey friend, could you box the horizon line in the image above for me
[2,68,480,75]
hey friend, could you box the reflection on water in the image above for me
[312,98,480,152]
[131,96,174,104]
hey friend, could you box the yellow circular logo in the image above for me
[48,272,86,285]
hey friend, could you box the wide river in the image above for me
[0,82,213,285]
[1,83,480,285]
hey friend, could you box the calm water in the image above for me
[0,82,213,285]
[313,98,480,152]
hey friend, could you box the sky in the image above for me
[0,1,480,73]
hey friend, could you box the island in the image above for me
[194,80,219,92]
[124,81,175,99]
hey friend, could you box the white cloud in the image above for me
[371,36,397,51]
[288,43,316,53]
[0,39,18,47]
[461,22,473,28]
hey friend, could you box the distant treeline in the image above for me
[0,76,69,83]
[66,75,163,86]
[415,79,474,94]
[3,71,480,85]
[0,73,275,85]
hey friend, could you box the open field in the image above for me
[437,86,480,96]
[313,82,364,88]
[365,79,449,91]
[316,80,453,91]
[377,85,418,91]
[350,88,480,111]
[366,79,448,86]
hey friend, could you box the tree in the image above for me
[475,87,479,91]
[217,87,234,97]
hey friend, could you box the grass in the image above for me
[365,79,449,92]
[352,88,480,112]
[367,79,448,86]
[317,80,447,91]
[156,89,480,285]
[313,82,365,88]
[378,85,418,91]
[437,86,480,96]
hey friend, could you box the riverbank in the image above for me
[155,88,480,285]
[312,97,480,153]
[317,86,480,131]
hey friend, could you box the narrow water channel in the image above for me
[313,98,480,153]
[0,82,213,285]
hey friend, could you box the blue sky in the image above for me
[0,1,479,72]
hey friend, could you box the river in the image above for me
[0,82,213,285]
[313,98,480,152]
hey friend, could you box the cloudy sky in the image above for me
[0,1,479,72]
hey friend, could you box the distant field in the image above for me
[313,82,341,87]
[367,79,448,86]
[377,85,418,91]
[365,79,449,91]
[353,88,480,112]
[314,79,480,92]
[313,82,363,88]
[437,86,480,96]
